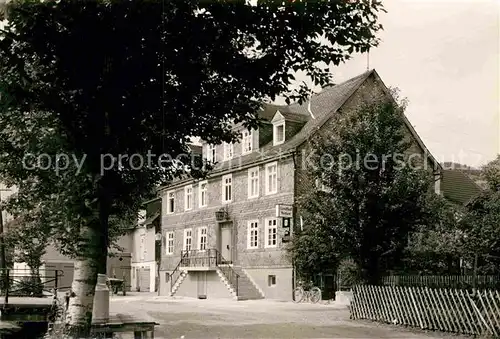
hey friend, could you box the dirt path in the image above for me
[109,294,467,339]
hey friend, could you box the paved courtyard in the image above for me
[109,293,463,339]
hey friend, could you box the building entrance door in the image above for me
[220,224,232,263]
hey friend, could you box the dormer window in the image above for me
[223,142,233,161]
[207,144,216,163]
[242,130,253,154]
[273,123,285,145]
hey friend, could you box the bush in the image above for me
[337,259,362,290]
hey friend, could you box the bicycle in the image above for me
[293,283,322,303]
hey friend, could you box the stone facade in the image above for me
[160,155,295,273]
[160,126,297,299]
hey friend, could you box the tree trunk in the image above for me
[0,202,6,293]
[64,222,101,338]
[64,190,111,338]
[97,197,110,275]
[362,255,381,285]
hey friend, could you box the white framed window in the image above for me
[222,174,232,203]
[273,123,285,145]
[167,191,175,214]
[241,129,253,154]
[248,167,259,198]
[183,229,192,251]
[247,220,259,249]
[165,231,174,255]
[265,162,278,195]
[184,185,193,210]
[207,144,216,163]
[198,227,207,251]
[199,180,208,207]
[265,218,278,248]
[223,142,233,161]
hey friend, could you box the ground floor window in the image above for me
[265,218,278,248]
[268,275,276,286]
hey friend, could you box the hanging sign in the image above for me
[276,204,293,218]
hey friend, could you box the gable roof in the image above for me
[441,169,483,205]
[159,69,440,190]
[279,111,310,123]
[141,211,160,229]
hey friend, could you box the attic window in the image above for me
[273,123,285,145]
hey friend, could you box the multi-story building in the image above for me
[130,199,161,292]
[158,69,441,301]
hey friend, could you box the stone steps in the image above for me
[230,266,264,300]
[169,270,187,297]
[168,265,264,300]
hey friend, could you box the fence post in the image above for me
[4,268,9,305]
[54,270,58,293]
[472,254,478,295]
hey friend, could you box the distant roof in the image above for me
[141,211,160,228]
[441,169,483,205]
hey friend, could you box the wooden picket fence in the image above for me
[350,285,500,337]
[382,275,500,290]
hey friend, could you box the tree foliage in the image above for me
[459,158,500,274]
[6,217,48,272]
[402,195,464,274]
[288,222,339,281]
[292,93,438,284]
[0,0,385,256]
[481,155,500,191]
[0,0,385,334]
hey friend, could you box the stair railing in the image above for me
[215,250,239,295]
[169,251,189,293]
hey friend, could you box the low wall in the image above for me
[244,267,292,301]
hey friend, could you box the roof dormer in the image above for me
[272,110,286,146]
[271,110,308,146]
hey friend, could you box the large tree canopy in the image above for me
[290,93,439,284]
[0,0,384,335]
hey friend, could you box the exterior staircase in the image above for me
[229,266,264,300]
[167,249,264,300]
[169,270,187,296]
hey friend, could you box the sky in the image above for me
[285,0,499,168]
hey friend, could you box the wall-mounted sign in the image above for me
[276,204,293,218]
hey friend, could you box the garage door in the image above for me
[139,268,150,292]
